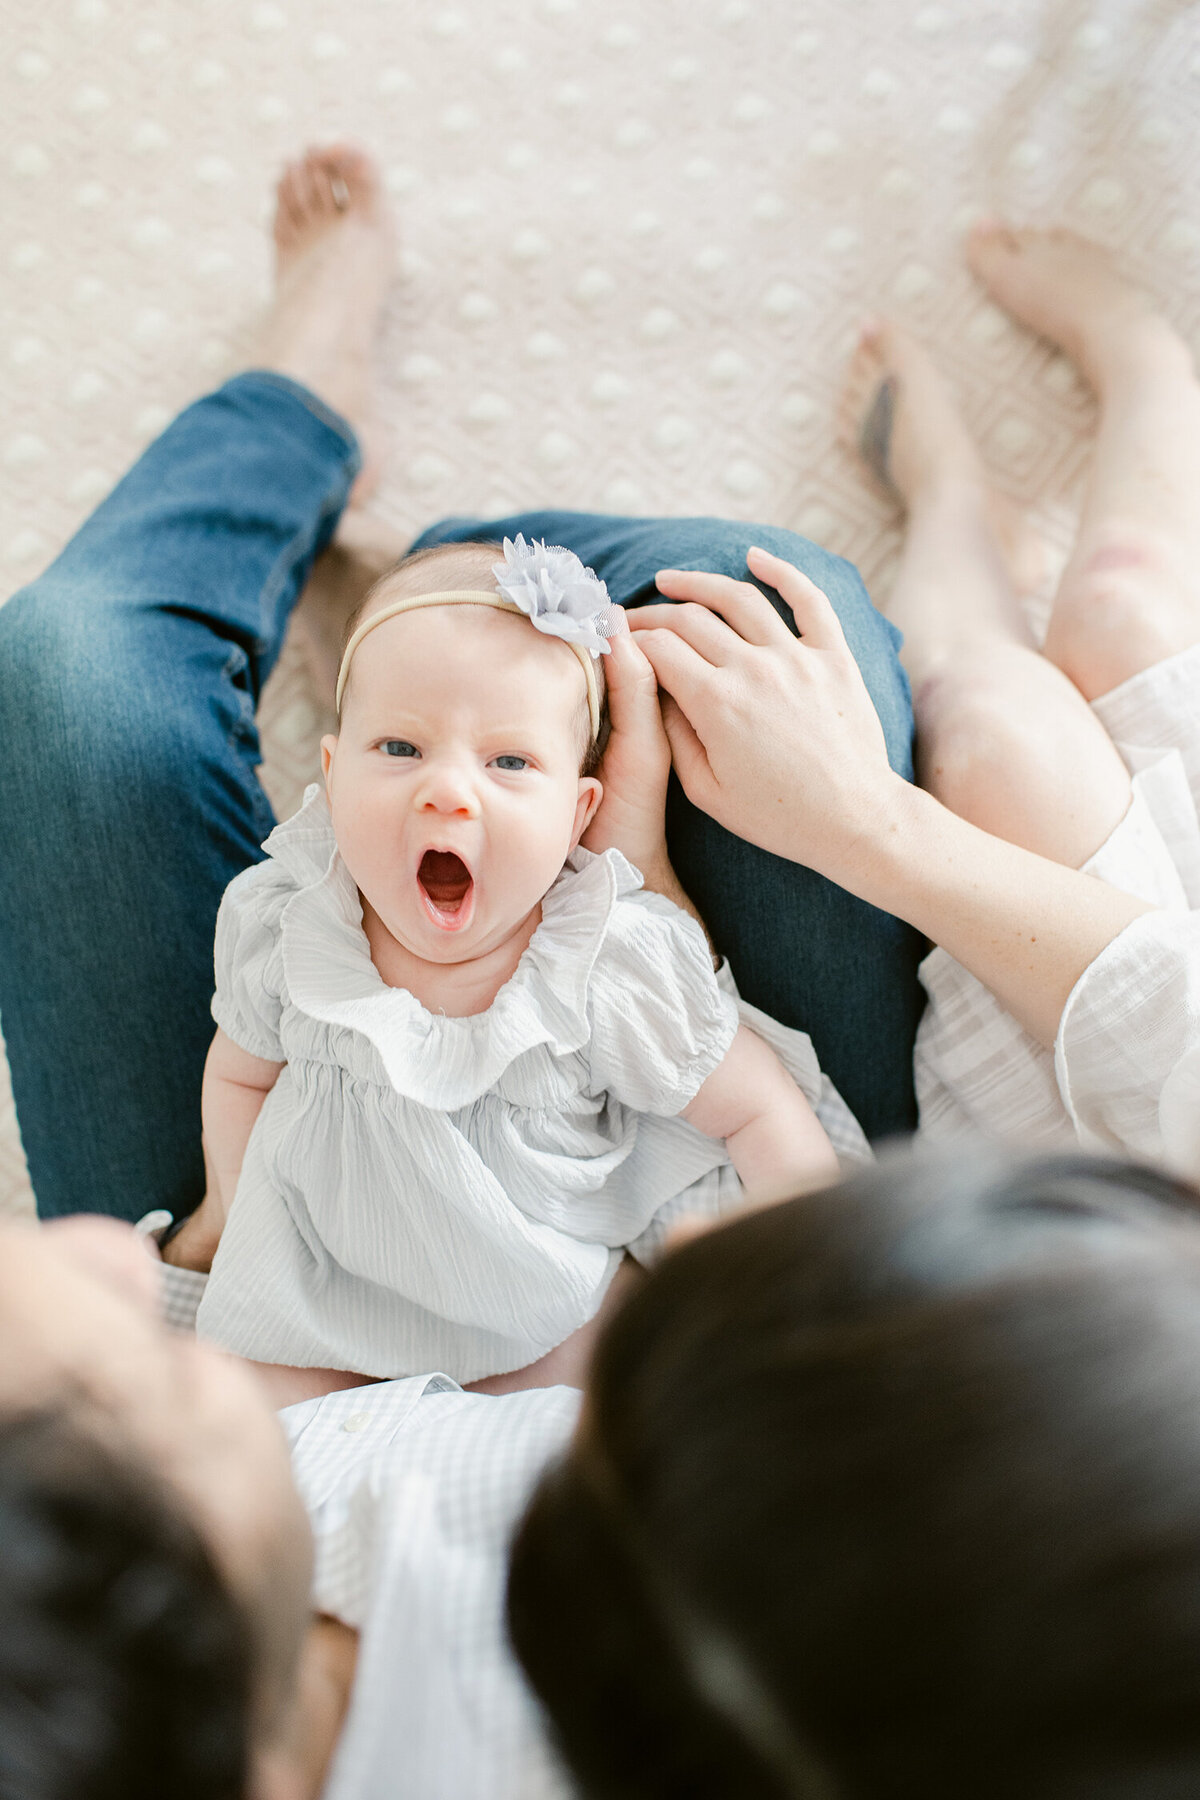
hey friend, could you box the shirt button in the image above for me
[341,1412,371,1434]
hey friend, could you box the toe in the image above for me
[966,222,1026,294]
[320,142,383,213]
[295,157,325,224]
[274,162,305,241]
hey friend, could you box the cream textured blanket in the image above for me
[2,0,1198,1217]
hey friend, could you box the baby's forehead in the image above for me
[359,597,589,716]
[369,590,572,662]
[341,543,601,741]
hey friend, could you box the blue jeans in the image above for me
[0,374,922,1223]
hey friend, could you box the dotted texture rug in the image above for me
[2,0,1198,1217]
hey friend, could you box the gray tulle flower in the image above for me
[492,534,624,658]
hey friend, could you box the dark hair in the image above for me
[343,540,608,775]
[510,1152,1200,1800]
[0,1407,253,1799]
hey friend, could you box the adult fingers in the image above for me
[660,696,717,812]
[628,601,745,668]
[654,567,793,648]
[745,547,848,650]
[632,627,721,719]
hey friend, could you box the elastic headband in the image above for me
[335,589,603,735]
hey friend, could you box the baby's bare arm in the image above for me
[162,1027,283,1271]
[682,1024,840,1202]
[202,1027,284,1218]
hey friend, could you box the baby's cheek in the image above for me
[332,800,394,898]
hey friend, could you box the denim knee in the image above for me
[0,581,272,852]
[622,516,911,781]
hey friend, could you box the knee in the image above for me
[0,586,94,733]
[914,665,1034,811]
[1059,526,1178,629]
[1046,524,1200,698]
[657,520,913,764]
[670,521,882,633]
[0,583,128,726]
[0,585,202,793]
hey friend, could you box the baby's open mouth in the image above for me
[417,849,475,929]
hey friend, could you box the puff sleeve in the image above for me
[585,890,739,1116]
[210,858,292,1061]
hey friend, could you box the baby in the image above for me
[185,536,860,1389]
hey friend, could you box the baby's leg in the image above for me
[842,321,1132,870]
[969,224,1200,701]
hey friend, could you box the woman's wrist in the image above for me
[786,771,925,905]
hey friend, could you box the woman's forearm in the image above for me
[824,777,1151,1046]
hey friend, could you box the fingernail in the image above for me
[746,544,773,559]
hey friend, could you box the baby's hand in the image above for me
[582,629,673,877]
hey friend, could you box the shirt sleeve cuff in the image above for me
[135,1210,210,1333]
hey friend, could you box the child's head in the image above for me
[321,539,612,965]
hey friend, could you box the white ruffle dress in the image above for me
[915,642,1200,1174]
[197,786,867,1381]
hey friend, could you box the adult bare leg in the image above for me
[842,320,1132,870]
[969,224,1200,702]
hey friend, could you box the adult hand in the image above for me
[159,1133,224,1273]
[581,626,673,878]
[628,545,903,877]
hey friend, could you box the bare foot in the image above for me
[840,318,1047,596]
[967,222,1189,396]
[293,510,410,714]
[256,143,395,484]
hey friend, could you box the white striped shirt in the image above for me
[157,1252,577,1798]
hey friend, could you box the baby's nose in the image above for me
[418,763,478,815]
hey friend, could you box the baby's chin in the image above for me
[371,891,543,967]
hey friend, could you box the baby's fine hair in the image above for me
[344,540,608,775]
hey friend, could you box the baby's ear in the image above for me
[571,776,603,849]
[319,734,338,795]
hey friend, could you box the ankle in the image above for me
[1082,315,1193,400]
[902,470,993,527]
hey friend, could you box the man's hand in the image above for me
[629,545,904,881]
[159,1197,223,1273]
[159,1131,224,1273]
[581,626,672,876]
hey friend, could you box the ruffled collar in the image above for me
[270,785,643,1107]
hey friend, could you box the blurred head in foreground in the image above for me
[510,1152,1200,1800]
[0,1215,311,1799]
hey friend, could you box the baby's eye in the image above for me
[491,754,528,772]
[381,740,419,758]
